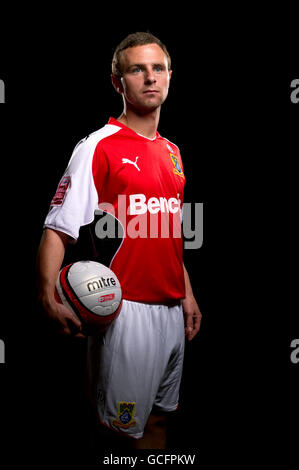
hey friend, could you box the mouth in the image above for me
[143,90,159,94]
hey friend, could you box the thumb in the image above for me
[184,312,193,336]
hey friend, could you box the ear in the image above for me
[168,69,173,81]
[111,74,123,94]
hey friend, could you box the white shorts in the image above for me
[86,299,185,439]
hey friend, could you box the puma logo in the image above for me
[122,156,140,172]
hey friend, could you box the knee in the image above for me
[146,412,167,432]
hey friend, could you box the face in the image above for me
[113,43,172,114]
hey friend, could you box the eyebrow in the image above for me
[126,63,166,71]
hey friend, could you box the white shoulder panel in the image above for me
[44,123,121,240]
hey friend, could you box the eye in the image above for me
[132,66,142,74]
[153,65,164,72]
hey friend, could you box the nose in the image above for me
[144,67,156,84]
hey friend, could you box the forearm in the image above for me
[36,228,69,305]
[183,263,194,299]
[36,228,83,336]
[182,263,202,341]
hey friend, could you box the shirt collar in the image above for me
[108,117,159,141]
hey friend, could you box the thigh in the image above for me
[154,304,185,411]
[87,300,168,439]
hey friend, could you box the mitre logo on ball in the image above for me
[55,260,122,332]
[86,276,117,292]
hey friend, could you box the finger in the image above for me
[60,323,86,338]
[184,312,193,332]
[185,325,193,337]
[70,314,82,330]
[188,327,197,341]
[194,313,202,332]
[56,315,82,336]
[74,332,87,339]
[187,315,194,329]
[187,314,202,341]
[66,317,83,335]
[62,308,82,330]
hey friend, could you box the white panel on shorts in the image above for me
[44,124,121,240]
[86,299,185,439]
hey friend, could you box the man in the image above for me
[37,32,202,450]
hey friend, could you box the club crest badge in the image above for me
[112,402,137,429]
[170,154,185,179]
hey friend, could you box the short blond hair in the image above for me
[112,32,171,77]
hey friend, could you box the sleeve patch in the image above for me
[50,176,71,206]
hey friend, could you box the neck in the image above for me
[117,105,160,139]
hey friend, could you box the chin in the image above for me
[137,104,161,115]
[139,97,166,112]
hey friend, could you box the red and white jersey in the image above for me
[45,117,186,303]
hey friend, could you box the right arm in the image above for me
[37,135,104,336]
[37,228,84,337]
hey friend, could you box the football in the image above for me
[55,260,122,332]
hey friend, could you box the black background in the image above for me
[0,9,298,468]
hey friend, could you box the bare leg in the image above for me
[132,412,167,449]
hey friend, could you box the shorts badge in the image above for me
[170,154,185,179]
[112,402,137,429]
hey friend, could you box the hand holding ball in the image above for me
[55,261,122,333]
